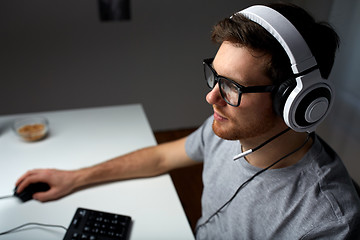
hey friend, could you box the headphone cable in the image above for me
[233,127,291,160]
[195,132,312,234]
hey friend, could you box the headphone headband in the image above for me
[236,5,317,74]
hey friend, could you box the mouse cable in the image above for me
[0,222,68,236]
[0,195,14,200]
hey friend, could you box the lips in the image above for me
[214,111,228,121]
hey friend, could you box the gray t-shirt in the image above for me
[185,116,360,239]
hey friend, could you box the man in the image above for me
[16,3,360,239]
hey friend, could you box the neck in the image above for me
[239,127,313,169]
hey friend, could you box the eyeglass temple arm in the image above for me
[241,85,277,93]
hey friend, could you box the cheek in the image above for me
[212,95,280,140]
[232,94,277,125]
[241,93,274,111]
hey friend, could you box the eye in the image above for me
[220,78,240,105]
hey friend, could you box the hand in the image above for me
[15,169,78,202]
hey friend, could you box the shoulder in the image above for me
[301,135,360,238]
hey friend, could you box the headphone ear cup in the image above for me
[274,74,333,132]
[293,83,332,128]
[273,78,296,117]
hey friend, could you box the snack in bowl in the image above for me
[13,117,49,142]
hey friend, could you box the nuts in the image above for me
[17,123,47,141]
[13,117,49,142]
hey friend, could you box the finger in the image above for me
[16,175,48,193]
[33,188,58,202]
[15,170,35,186]
[15,169,46,187]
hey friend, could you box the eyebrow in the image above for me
[211,61,249,87]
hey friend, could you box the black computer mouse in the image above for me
[13,182,50,202]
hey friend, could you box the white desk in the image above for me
[0,104,194,240]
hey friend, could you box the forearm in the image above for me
[72,137,195,189]
[73,146,164,188]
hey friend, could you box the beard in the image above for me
[212,109,280,141]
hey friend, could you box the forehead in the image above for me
[213,41,272,86]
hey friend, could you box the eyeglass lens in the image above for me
[205,64,216,88]
[220,79,240,106]
[204,63,240,106]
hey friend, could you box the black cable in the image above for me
[0,195,14,200]
[252,127,291,153]
[195,132,312,234]
[0,222,67,236]
[233,127,291,160]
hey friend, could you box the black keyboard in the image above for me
[63,208,132,240]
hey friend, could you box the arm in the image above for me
[75,136,197,184]
[15,137,198,202]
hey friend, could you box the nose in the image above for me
[206,83,227,106]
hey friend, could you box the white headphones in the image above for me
[235,5,334,132]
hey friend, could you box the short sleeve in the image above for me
[185,116,214,162]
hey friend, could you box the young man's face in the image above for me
[206,41,283,141]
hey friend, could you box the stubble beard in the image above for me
[211,113,279,141]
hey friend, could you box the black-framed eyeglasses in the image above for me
[203,58,276,107]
